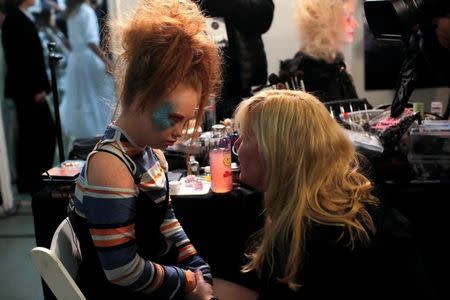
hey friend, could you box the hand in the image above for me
[434,16,450,49]
[34,91,47,103]
[186,270,214,300]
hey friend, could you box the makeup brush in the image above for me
[295,70,306,91]
[279,70,294,90]
[268,73,281,87]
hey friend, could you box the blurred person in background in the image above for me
[2,0,56,194]
[279,0,358,102]
[59,0,114,140]
[45,0,68,35]
[423,13,450,118]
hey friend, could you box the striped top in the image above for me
[73,125,210,299]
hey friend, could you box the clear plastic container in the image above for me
[340,109,384,132]
[209,124,233,193]
[188,155,200,176]
[408,121,450,180]
[408,156,450,180]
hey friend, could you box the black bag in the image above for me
[69,136,101,160]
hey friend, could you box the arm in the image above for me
[199,0,274,34]
[160,203,212,282]
[83,5,112,73]
[88,42,112,73]
[153,149,211,281]
[85,152,196,299]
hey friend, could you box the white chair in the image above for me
[30,217,86,300]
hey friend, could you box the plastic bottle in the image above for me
[189,155,200,176]
[209,124,232,193]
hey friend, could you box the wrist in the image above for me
[185,270,196,293]
[203,276,213,285]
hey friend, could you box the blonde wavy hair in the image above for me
[237,90,378,290]
[296,0,354,62]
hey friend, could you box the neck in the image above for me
[19,2,32,11]
[115,112,146,148]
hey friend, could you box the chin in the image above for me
[239,174,263,191]
[239,173,251,187]
[347,34,355,43]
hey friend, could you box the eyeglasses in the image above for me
[232,144,239,156]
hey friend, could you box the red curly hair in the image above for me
[110,0,222,123]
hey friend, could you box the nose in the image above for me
[172,123,183,139]
[351,16,358,29]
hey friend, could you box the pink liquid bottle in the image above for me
[209,124,233,193]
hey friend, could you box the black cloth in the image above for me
[279,51,358,103]
[32,185,73,300]
[422,23,450,118]
[2,7,51,99]
[422,24,450,87]
[173,189,264,290]
[2,7,56,193]
[257,205,438,300]
[197,0,274,119]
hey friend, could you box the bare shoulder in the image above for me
[153,148,168,171]
[86,151,135,189]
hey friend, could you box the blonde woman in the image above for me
[214,90,435,299]
[279,0,358,102]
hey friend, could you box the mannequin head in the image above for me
[296,0,358,61]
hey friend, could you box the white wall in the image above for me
[262,0,299,77]
[108,0,449,109]
[107,0,139,20]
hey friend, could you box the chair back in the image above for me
[50,217,82,279]
[30,247,86,300]
[30,218,85,300]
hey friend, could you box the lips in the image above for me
[164,140,176,146]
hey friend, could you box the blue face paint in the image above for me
[151,102,175,131]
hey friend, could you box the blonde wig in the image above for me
[296,0,354,62]
[236,90,378,290]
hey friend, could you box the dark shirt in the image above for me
[279,51,358,103]
[257,206,437,300]
[2,7,50,100]
[422,24,450,87]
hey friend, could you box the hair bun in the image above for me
[117,0,207,61]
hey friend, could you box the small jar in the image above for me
[189,155,200,176]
